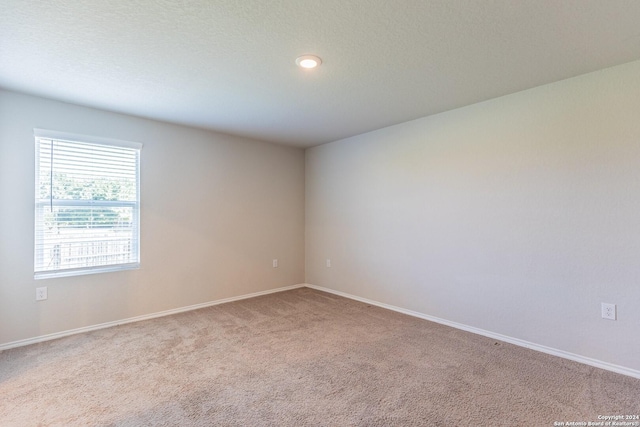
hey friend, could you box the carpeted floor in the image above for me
[1,287,638,426]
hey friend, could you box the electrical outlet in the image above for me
[326,259,331,268]
[272,259,278,268]
[601,303,616,320]
[36,287,48,301]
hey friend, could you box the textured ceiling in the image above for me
[2,1,640,147]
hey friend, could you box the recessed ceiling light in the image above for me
[295,55,322,69]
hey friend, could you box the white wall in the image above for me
[0,89,305,346]
[305,60,640,371]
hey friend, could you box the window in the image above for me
[34,129,141,279]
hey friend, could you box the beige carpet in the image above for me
[1,288,638,426]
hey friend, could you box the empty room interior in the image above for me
[1,1,640,425]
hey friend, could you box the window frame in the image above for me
[34,129,142,279]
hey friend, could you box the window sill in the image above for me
[34,263,140,280]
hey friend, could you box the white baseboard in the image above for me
[304,283,640,380]
[4,282,639,380]
[0,284,305,352]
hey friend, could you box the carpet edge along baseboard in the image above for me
[2,282,638,380]
[305,284,640,380]
[0,284,305,352]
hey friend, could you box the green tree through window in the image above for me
[35,130,141,278]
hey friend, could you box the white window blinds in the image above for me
[34,129,141,279]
